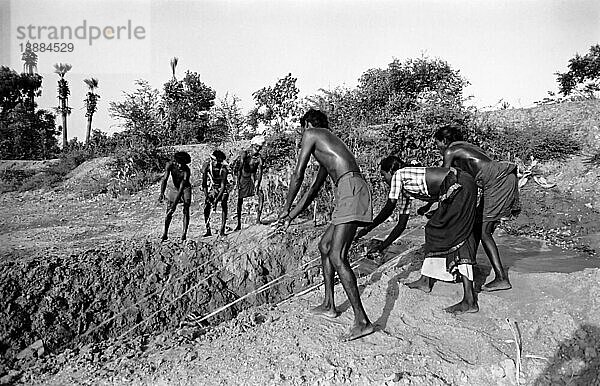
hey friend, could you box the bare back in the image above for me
[443,141,493,177]
[300,128,360,182]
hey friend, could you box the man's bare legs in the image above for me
[203,200,212,237]
[256,189,264,224]
[234,196,243,231]
[161,202,176,240]
[444,273,479,315]
[406,275,434,293]
[310,224,338,318]
[311,223,374,341]
[476,221,512,291]
[220,199,228,236]
[181,204,190,240]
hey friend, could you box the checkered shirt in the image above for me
[388,167,430,214]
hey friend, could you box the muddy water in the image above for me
[479,235,600,273]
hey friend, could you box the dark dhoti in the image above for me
[238,174,257,199]
[476,161,521,222]
[422,168,478,281]
[331,172,373,226]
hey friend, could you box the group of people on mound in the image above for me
[274,109,520,341]
[157,135,267,240]
[159,108,520,342]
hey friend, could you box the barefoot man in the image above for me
[434,125,520,291]
[357,155,479,314]
[202,150,230,237]
[158,151,192,241]
[235,135,265,230]
[276,109,374,341]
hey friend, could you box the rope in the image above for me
[79,224,278,341]
[192,225,424,323]
[110,223,424,342]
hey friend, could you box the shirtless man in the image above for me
[158,151,192,241]
[201,150,229,236]
[277,109,374,341]
[357,155,479,314]
[235,136,265,230]
[433,125,520,291]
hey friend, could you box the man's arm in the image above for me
[356,198,397,238]
[201,162,210,197]
[158,162,171,201]
[442,148,456,168]
[237,151,246,185]
[375,214,409,252]
[281,132,314,216]
[255,157,263,190]
[288,165,328,219]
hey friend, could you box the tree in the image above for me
[556,44,600,98]
[211,92,245,141]
[250,73,301,133]
[0,66,42,115]
[21,41,38,75]
[83,78,100,145]
[160,70,216,144]
[0,66,59,160]
[109,80,162,147]
[53,63,73,148]
[356,56,468,124]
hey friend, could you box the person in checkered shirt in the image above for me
[276,109,375,341]
[357,155,480,315]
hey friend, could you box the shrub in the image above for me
[262,132,296,169]
[108,145,169,196]
[477,116,581,162]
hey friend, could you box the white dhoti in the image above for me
[421,257,473,282]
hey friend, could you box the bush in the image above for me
[263,132,296,169]
[476,116,581,162]
[108,145,169,196]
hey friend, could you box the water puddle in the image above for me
[479,235,600,274]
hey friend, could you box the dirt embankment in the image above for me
[0,225,324,383]
[9,241,600,386]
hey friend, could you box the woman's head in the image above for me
[379,155,406,184]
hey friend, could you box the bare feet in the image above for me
[405,276,432,293]
[444,300,479,315]
[482,277,512,292]
[309,304,340,320]
[339,322,375,342]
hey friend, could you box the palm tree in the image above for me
[21,41,38,75]
[83,78,99,145]
[53,63,72,148]
[170,57,178,80]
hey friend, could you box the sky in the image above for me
[1,0,599,141]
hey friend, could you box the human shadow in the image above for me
[336,248,420,323]
[534,324,600,385]
[473,264,493,293]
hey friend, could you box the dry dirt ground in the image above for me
[1,156,600,385]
